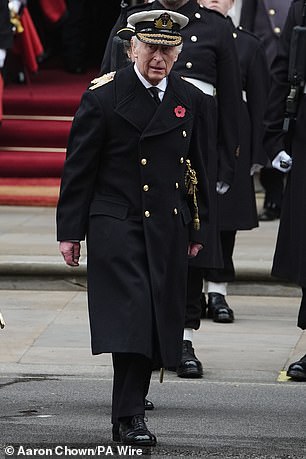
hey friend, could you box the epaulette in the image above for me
[89,72,116,90]
[236,25,261,41]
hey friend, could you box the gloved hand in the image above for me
[59,241,81,266]
[250,163,263,176]
[188,242,203,258]
[216,181,230,194]
[272,150,292,172]
[8,0,22,13]
[0,49,6,69]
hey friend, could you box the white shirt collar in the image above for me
[134,63,167,94]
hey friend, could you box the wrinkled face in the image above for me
[131,38,181,85]
[199,0,234,15]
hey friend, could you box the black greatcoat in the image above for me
[0,0,14,50]
[101,0,242,270]
[264,0,306,289]
[56,65,210,367]
[219,21,270,231]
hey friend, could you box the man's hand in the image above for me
[188,242,203,258]
[59,241,81,266]
[272,150,292,172]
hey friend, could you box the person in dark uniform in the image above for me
[239,0,292,221]
[57,9,211,445]
[177,0,270,378]
[100,0,242,379]
[0,0,14,122]
[264,0,306,382]
[192,0,270,314]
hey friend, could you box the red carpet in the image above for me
[0,178,60,206]
[0,67,98,205]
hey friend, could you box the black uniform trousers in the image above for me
[111,353,152,424]
[185,230,236,330]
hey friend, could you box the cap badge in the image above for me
[154,13,173,30]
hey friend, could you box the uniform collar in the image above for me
[134,63,167,93]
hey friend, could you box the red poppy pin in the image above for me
[174,105,186,118]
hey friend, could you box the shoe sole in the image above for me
[213,314,234,323]
[177,368,203,378]
[287,370,306,381]
[113,437,157,447]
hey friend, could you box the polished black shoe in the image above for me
[118,415,157,446]
[258,206,280,221]
[200,292,207,319]
[144,398,154,410]
[287,354,306,381]
[176,340,203,378]
[207,293,234,323]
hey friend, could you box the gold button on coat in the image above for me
[182,130,187,137]
[143,185,149,192]
[191,35,198,42]
[233,32,237,39]
[173,208,178,215]
[180,157,184,164]
[175,182,179,189]
[144,211,150,218]
[269,8,275,15]
[274,26,281,34]
[186,62,193,69]
[195,12,201,18]
[141,158,147,165]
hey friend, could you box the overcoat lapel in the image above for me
[114,65,193,136]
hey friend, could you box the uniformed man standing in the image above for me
[264,0,306,382]
[239,0,292,221]
[57,9,211,445]
[101,0,242,379]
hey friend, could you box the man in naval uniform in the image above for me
[57,9,211,446]
[239,0,292,222]
[100,0,242,380]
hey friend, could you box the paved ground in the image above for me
[0,203,305,458]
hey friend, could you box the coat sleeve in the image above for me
[245,41,270,166]
[56,90,106,241]
[263,2,298,160]
[216,19,243,186]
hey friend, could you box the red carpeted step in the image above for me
[3,68,97,116]
[0,118,72,148]
[0,149,65,177]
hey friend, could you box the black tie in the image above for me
[148,86,161,105]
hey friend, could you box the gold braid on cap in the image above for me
[185,159,200,231]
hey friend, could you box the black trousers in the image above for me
[185,230,236,330]
[111,353,152,424]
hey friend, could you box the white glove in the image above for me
[216,181,230,194]
[272,150,292,173]
[8,0,23,13]
[0,49,6,68]
[250,163,263,176]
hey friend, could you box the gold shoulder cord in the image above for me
[185,159,200,231]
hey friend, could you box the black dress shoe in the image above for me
[258,207,281,221]
[176,340,203,378]
[118,415,157,446]
[144,398,154,410]
[287,354,306,381]
[207,293,234,323]
[200,292,207,319]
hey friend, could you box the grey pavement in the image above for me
[0,201,306,458]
